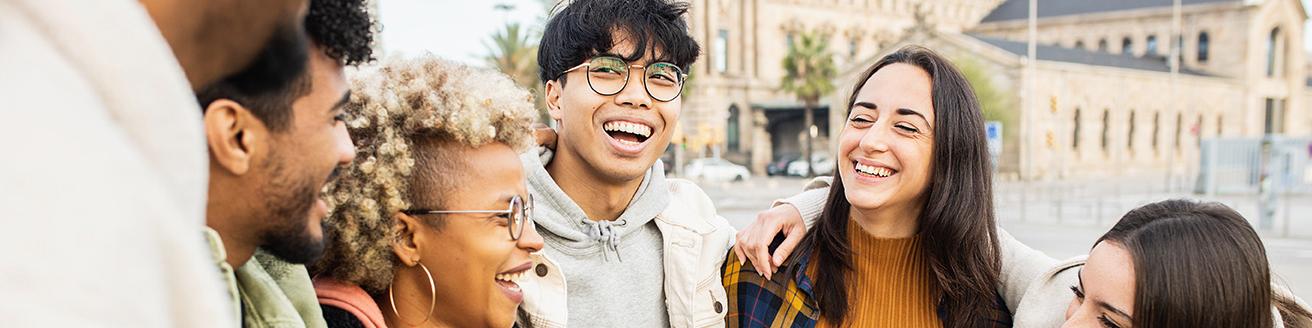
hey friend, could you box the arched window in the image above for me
[1097,38,1108,52]
[1122,37,1134,55]
[1127,110,1136,150]
[726,105,740,152]
[1072,108,1082,150]
[1101,109,1110,151]
[1074,40,1085,50]
[1267,27,1283,77]
[1152,112,1161,150]
[1197,31,1210,62]
[1146,35,1158,56]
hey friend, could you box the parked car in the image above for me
[786,153,835,176]
[684,158,751,182]
[766,154,798,176]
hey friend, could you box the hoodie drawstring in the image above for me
[582,219,627,262]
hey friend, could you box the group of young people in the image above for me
[4,0,1310,327]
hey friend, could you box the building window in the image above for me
[1264,98,1286,134]
[726,105,740,152]
[786,33,795,50]
[1074,40,1085,50]
[1197,31,1210,62]
[1098,39,1108,52]
[849,38,859,59]
[1152,112,1160,151]
[1122,37,1134,55]
[1101,109,1110,151]
[1216,114,1223,136]
[715,29,729,73]
[1267,27,1283,77]
[1146,35,1158,56]
[1072,107,1082,150]
[1127,110,1136,150]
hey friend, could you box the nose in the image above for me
[857,121,892,154]
[613,68,652,110]
[517,219,545,252]
[333,121,356,164]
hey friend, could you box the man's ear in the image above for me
[390,212,425,267]
[544,80,564,121]
[202,99,267,175]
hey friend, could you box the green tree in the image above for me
[483,22,547,122]
[780,30,836,177]
[955,56,1018,173]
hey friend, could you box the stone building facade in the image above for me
[681,0,1311,180]
[682,0,1002,173]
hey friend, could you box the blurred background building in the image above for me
[681,0,1310,185]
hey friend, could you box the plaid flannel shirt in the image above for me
[722,244,1014,328]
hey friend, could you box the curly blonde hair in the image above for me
[310,55,536,294]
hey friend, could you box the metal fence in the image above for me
[1196,137,1312,195]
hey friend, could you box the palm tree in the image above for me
[780,30,836,177]
[483,22,547,122]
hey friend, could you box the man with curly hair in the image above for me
[516,0,734,327]
[195,0,375,326]
[1,0,308,326]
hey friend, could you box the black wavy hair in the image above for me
[197,0,376,131]
[305,0,376,66]
[537,0,700,84]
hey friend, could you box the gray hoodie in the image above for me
[521,148,670,328]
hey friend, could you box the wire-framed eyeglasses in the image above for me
[558,55,688,102]
[401,194,533,240]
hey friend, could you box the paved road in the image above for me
[693,175,1312,300]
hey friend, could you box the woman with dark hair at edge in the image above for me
[723,46,1312,327]
[722,46,1012,327]
[1056,199,1310,328]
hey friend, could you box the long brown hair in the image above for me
[1097,199,1310,328]
[802,46,1002,326]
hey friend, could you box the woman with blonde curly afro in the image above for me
[309,54,545,328]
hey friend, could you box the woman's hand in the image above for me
[733,204,808,280]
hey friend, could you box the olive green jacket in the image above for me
[205,228,328,328]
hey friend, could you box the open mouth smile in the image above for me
[853,161,898,180]
[494,262,532,304]
[601,120,654,155]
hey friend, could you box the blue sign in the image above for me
[985,121,1003,157]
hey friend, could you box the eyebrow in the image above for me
[331,91,351,112]
[852,102,928,121]
[895,108,928,122]
[1097,300,1133,320]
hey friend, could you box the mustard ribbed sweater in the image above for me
[817,226,939,328]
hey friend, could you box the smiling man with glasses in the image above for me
[515,0,735,327]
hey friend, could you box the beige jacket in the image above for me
[518,179,735,328]
[0,0,229,326]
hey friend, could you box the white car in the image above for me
[684,158,751,182]
[786,153,835,176]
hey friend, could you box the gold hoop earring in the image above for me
[388,262,436,326]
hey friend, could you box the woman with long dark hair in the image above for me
[723,46,1010,327]
[1061,199,1311,328]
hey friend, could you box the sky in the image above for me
[377,0,546,67]
[376,0,1312,67]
